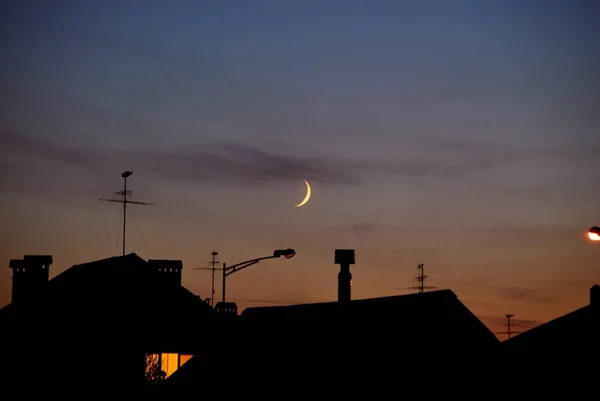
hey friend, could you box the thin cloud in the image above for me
[362,139,600,181]
[0,130,101,169]
[0,132,365,193]
[494,286,556,304]
[0,131,107,196]
[3,131,599,196]
[130,142,364,187]
[144,141,364,186]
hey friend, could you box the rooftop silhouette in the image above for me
[2,250,597,397]
[157,287,502,396]
[1,253,217,397]
[502,284,599,355]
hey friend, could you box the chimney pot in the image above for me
[335,249,355,303]
[591,284,599,307]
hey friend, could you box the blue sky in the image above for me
[1,0,599,335]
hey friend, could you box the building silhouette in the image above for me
[5,251,594,396]
[502,284,599,354]
[0,253,217,397]
[157,288,501,397]
[155,248,504,396]
[497,284,599,392]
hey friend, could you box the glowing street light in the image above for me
[588,226,600,241]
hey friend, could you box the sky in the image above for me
[1,0,599,338]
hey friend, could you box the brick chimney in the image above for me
[148,259,183,286]
[335,249,355,303]
[9,255,53,303]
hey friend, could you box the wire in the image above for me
[94,205,120,260]
[94,230,112,261]
[113,208,121,256]
[127,208,154,258]
[234,299,309,305]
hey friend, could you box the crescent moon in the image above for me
[294,180,311,207]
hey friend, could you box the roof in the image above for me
[502,284,599,357]
[157,289,500,396]
[1,253,215,350]
[242,288,458,315]
[242,289,498,344]
[499,289,599,383]
[10,254,53,268]
[245,288,468,316]
[502,304,597,354]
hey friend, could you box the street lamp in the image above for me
[588,226,600,241]
[221,248,296,303]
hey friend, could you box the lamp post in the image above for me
[221,248,296,303]
[588,226,600,241]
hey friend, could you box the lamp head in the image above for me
[588,226,600,241]
[274,248,296,259]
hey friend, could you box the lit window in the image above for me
[161,353,179,378]
[159,353,194,378]
[180,354,193,367]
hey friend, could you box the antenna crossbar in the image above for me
[193,251,221,308]
[98,171,154,256]
[394,263,438,293]
[496,314,523,339]
[414,263,435,293]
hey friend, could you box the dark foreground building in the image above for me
[0,253,217,396]
[500,284,599,388]
[157,289,501,397]
[503,285,599,355]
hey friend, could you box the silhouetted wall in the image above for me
[5,334,146,397]
[156,317,502,398]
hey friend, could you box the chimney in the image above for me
[335,249,355,303]
[591,285,599,307]
[9,255,53,303]
[148,259,183,286]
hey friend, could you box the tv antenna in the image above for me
[194,251,222,308]
[496,314,522,340]
[394,263,437,294]
[411,263,436,293]
[98,171,155,256]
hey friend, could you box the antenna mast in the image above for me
[98,171,155,256]
[194,251,222,308]
[409,263,436,293]
[496,314,522,340]
[209,251,219,308]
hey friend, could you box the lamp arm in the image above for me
[224,256,277,277]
